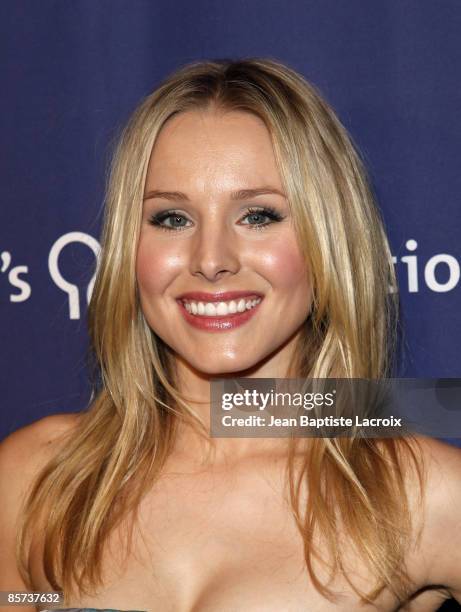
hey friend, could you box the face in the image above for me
[136,109,313,377]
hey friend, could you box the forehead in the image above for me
[145,109,282,190]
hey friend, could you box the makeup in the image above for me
[137,109,313,373]
[176,293,263,331]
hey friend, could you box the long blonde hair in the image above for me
[18,58,424,605]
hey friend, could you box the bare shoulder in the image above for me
[0,413,81,595]
[0,412,81,471]
[406,435,461,602]
[0,411,82,515]
[408,434,461,510]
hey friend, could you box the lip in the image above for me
[177,290,264,303]
[176,295,263,332]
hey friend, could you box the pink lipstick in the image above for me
[176,291,264,332]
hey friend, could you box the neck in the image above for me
[169,345,301,467]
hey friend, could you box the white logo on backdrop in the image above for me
[1,251,31,302]
[48,232,101,320]
[392,239,460,293]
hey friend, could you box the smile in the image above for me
[176,293,264,332]
[182,296,262,317]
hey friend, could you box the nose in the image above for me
[189,219,240,282]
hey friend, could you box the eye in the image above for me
[148,210,192,231]
[239,206,285,230]
[147,206,285,232]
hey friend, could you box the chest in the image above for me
[32,462,433,611]
[96,464,320,610]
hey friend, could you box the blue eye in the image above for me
[241,207,284,229]
[148,206,285,232]
[148,211,191,231]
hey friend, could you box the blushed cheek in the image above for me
[136,241,184,297]
[259,239,310,291]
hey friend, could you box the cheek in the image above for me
[255,238,309,290]
[136,238,183,296]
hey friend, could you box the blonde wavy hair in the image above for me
[17,58,425,605]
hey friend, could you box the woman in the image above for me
[1,58,460,611]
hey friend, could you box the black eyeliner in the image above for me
[148,205,285,231]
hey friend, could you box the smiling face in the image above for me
[136,108,313,377]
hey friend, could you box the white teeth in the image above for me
[205,302,216,316]
[182,297,262,317]
[216,302,228,315]
[237,299,246,313]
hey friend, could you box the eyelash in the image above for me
[148,206,285,232]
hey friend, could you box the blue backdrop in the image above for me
[1,1,460,443]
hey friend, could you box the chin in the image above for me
[187,355,261,377]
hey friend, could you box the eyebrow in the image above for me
[142,187,287,201]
